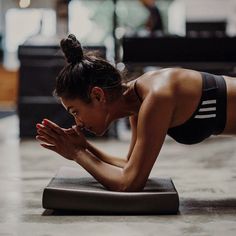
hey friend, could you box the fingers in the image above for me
[42,119,64,135]
[36,135,52,144]
[36,118,65,140]
[36,134,56,146]
[36,124,59,141]
[64,126,83,136]
[40,143,56,152]
[64,127,76,134]
[72,125,83,134]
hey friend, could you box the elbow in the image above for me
[116,171,146,192]
[118,184,144,192]
[106,167,147,192]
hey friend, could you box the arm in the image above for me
[120,92,174,191]
[74,91,174,191]
[85,141,127,168]
[36,91,174,191]
[85,115,138,168]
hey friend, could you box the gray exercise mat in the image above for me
[42,167,179,214]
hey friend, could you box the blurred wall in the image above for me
[0,0,57,36]
[0,1,3,33]
[168,0,236,36]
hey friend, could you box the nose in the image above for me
[74,117,84,128]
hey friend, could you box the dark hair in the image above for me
[54,34,123,103]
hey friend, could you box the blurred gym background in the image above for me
[1,0,236,139]
[1,1,236,235]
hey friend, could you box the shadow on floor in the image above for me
[41,198,236,216]
[42,209,178,216]
[179,198,236,215]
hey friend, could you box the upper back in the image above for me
[133,68,203,128]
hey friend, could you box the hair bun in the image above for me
[60,34,83,64]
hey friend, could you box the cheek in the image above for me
[93,111,110,131]
[95,112,106,126]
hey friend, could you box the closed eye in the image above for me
[67,106,79,118]
[71,111,79,117]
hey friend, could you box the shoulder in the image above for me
[137,68,201,98]
[137,82,176,132]
[136,68,202,122]
[136,68,178,99]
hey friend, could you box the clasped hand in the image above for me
[36,119,88,161]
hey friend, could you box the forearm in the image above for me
[86,141,127,168]
[74,149,125,191]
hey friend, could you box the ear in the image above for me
[90,87,106,103]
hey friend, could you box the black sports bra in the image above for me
[133,72,227,145]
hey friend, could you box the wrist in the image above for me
[73,149,86,163]
[85,141,92,151]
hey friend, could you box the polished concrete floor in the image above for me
[0,115,236,236]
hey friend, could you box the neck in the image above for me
[106,83,141,121]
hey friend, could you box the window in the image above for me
[5,8,56,69]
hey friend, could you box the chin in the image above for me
[96,127,109,137]
[92,121,111,137]
[96,130,107,137]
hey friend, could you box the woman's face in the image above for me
[60,88,111,136]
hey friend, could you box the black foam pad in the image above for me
[42,167,179,214]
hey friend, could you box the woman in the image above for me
[36,34,236,192]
